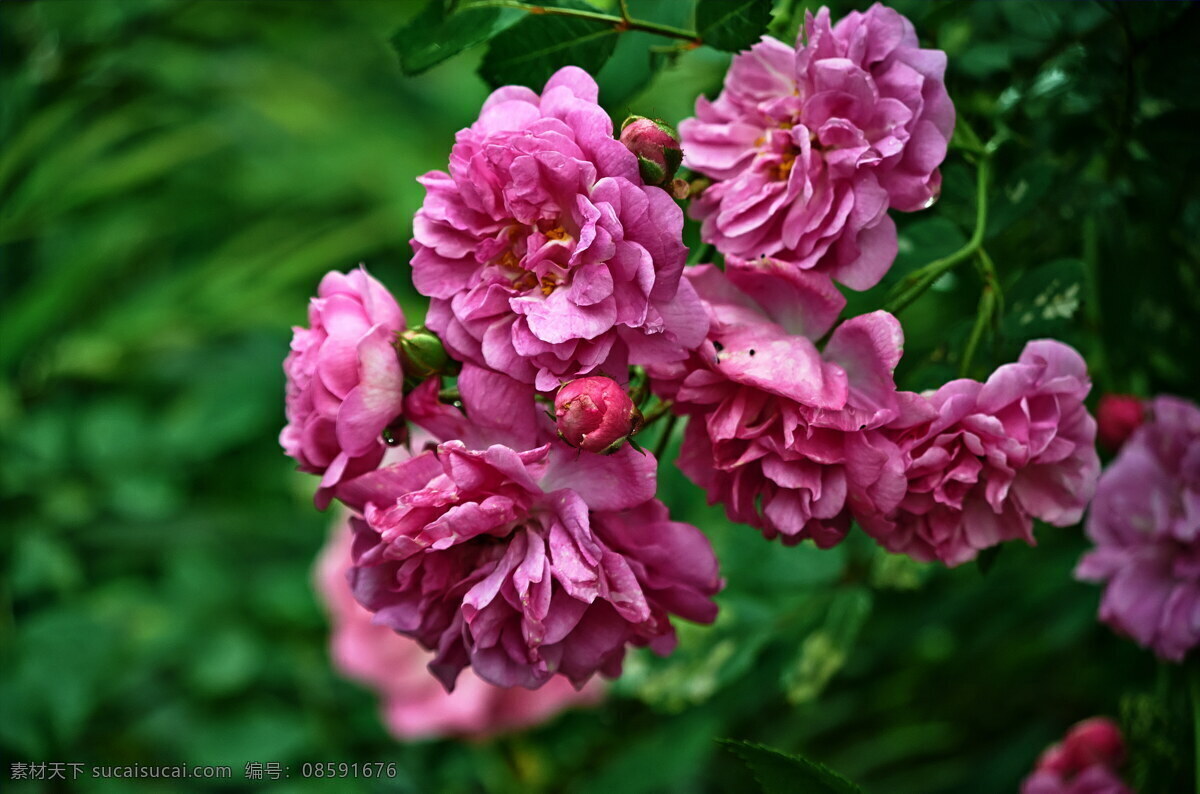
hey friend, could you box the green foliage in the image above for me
[694,0,773,53]
[392,1,509,76]
[720,740,862,794]
[479,1,620,90]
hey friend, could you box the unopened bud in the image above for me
[397,328,458,382]
[1096,395,1143,452]
[620,116,683,189]
[555,376,642,454]
[1062,717,1125,771]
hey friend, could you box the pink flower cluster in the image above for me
[652,263,1098,565]
[1077,396,1200,662]
[681,3,953,290]
[278,4,1105,715]
[1021,718,1132,794]
[315,516,601,739]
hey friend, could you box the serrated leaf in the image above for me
[479,1,619,90]
[720,740,864,794]
[391,0,507,76]
[695,0,773,53]
[781,588,872,705]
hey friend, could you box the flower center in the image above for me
[493,221,574,296]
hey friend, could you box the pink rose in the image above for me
[680,4,954,290]
[281,267,406,509]
[859,340,1100,566]
[412,67,706,392]
[650,263,908,547]
[315,517,602,739]
[1076,396,1200,661]
[1021,718,1132,794]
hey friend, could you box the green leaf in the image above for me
[695,0,773,53]
[1001,257,1086,342]
[391,0,507,76]
[478,1,619,90]
[781,588,873,705]
[719,740,864,794]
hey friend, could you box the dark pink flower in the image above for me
[340,366,721,690]
[281,267,406,509]
[1022,718,1132,794]
[1096,394,1144,452]
[680,4,953,289]
[555,376,642,453]
[412,67,706,392]
[315,516,602,739]
[1076,396,1200,661]
[650,263,908,547]
[859,340,1100,566]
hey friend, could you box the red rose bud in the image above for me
[620,116,683,189]
[555,376,642,454]
[1034,743,1073,776]
[1097,394,1144,452]
[1062,717,1125,771]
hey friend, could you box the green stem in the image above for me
[468,1,701,44]
[960,276,994,378]
[1192,663,1200,794]
[884,155,991,316]
[652,413,680,460]
[641,399,674,426]
[960,248,1001,377]
[689,242,717,266]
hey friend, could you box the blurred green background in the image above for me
[2,1,1198,792]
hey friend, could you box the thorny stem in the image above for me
[884,153,991,316]
[467,1,702,44]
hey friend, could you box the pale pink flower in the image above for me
[315,518,601,739]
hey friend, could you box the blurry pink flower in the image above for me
[315,518,601,740]
[412,67,706,393]
[680,4,954,290]
[1076,396,1200,661]
[341,365,721,691]
[281,267,406,509]
[555,376,642,453]
[859,340,1100,566]
[1096,394,1144,453]
[650,264,908,547]
[1021,717,1132,794]
[1021,766,1133,794]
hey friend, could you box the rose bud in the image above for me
[620,116,683,189]
[555,376,643,454]
[1096,394,1144,452]
[1033,743,1074,776]
[1062,717,1125,771]
[397,327,459,383]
